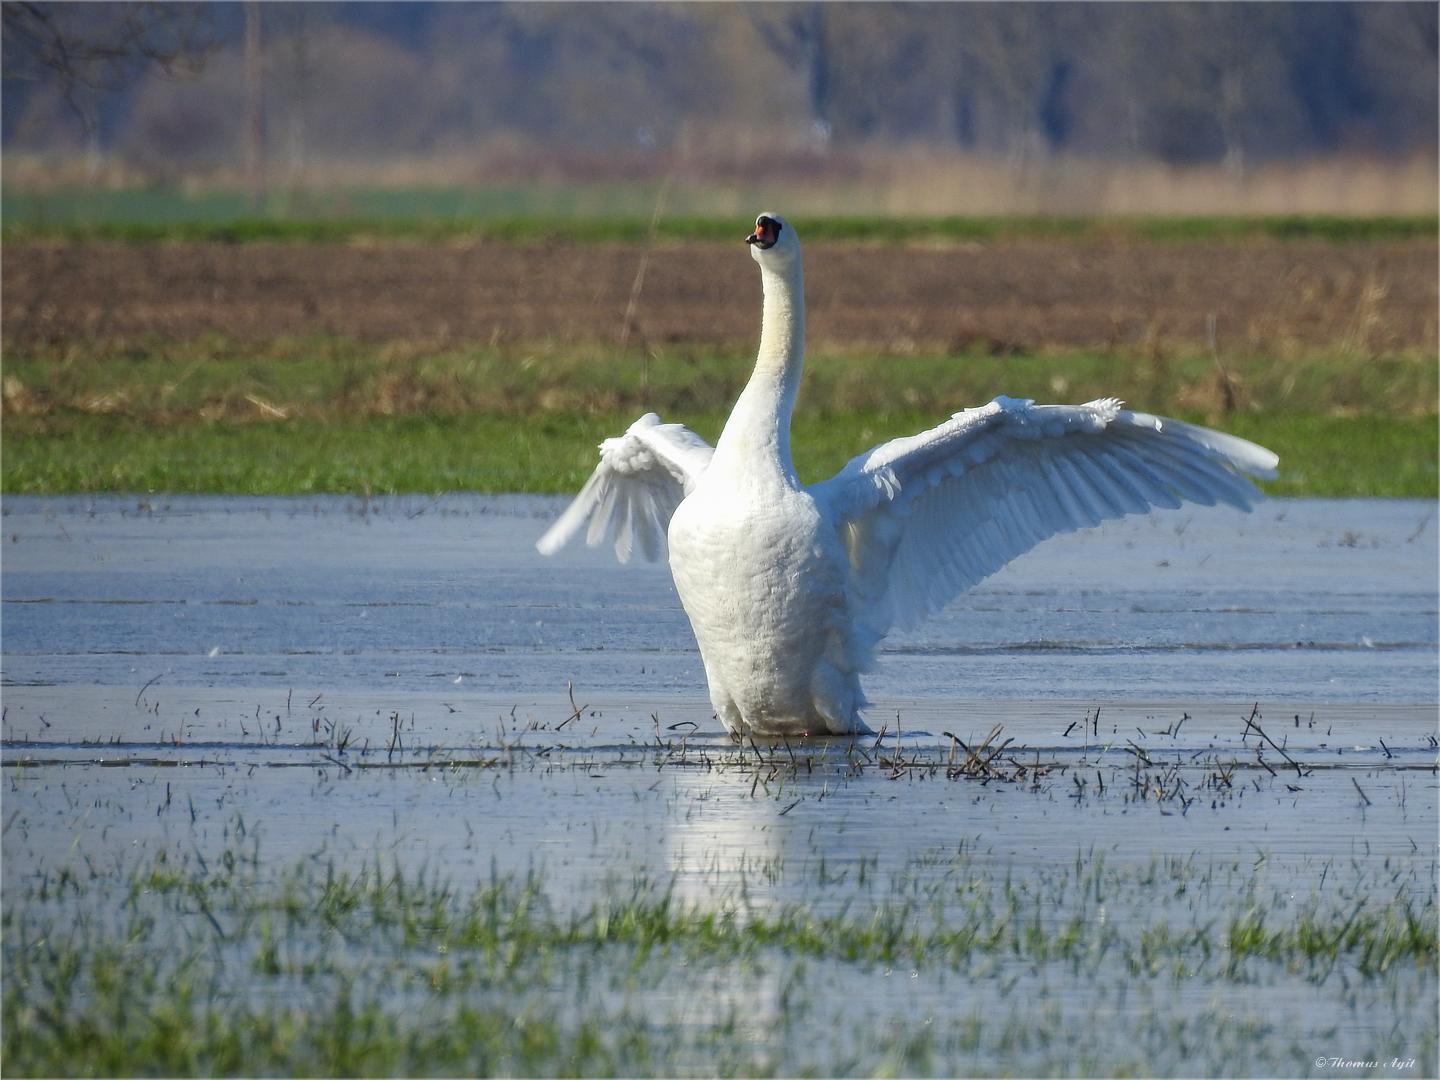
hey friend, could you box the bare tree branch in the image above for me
[2,1,222,135]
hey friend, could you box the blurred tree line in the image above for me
[4,1,1435,182]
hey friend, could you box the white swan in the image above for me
[538,213,1279,738]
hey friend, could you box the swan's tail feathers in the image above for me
[535,413,716,563]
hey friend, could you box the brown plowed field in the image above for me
[4,239,1435,355]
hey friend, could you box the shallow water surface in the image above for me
[3,494,1435,699]
[3,495,1436,1074]
[3,493,1435,877]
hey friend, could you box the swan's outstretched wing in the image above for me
[536,412,715,563]
[810,396,1278,637]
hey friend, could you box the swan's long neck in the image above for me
[711,256,805,485]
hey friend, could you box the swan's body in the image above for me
[538,214,1279,737]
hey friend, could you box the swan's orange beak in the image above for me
[747,216,780,249]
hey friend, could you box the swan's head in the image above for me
[746,212,800,271]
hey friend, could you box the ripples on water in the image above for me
[2,495,1436,1073]
[2,494,1435,699]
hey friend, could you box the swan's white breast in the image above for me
[668,479,850,734]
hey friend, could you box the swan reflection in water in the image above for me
[540,214,1278,739]
[657,757,815,1038]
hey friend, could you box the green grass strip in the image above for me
[4,213,1435,246]
[2,412,1434,498]
[7,339,1434,424]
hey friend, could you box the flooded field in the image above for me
[3,494,1436,1075]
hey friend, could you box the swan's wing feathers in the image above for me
[814,396,1277,634]
[535,413,715,562]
